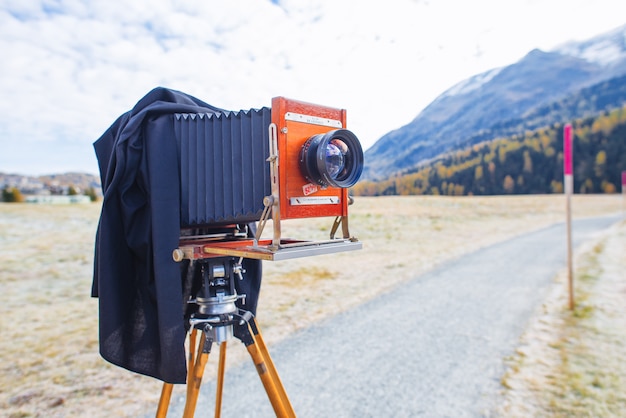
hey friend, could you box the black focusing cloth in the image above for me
[92,87,262,383]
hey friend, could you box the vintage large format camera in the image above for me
[95,92,365,416]
[173,97,364,261]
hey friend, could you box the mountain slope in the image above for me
[353,105,626,196]
[363,24,626,181]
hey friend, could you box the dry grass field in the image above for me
[0,195,623,417]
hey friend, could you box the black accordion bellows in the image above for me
[174,107,272,227]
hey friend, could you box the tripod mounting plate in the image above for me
[174,237,362,262]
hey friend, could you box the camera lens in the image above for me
[299,129,364,188]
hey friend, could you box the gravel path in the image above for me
[160,215,621,417]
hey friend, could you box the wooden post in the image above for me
[564,123,574,310]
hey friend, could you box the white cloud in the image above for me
[0,0,625,175]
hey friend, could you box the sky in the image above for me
[1,0,625,176]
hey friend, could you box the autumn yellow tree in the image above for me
[551,180,563,193]
[474,165,483,181]
[503,175,515,193]
[595,150,607,177]
[523,150,533,174]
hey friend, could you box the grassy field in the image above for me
[0,195,623,417]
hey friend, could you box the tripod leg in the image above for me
[155,383,173,418]
[155,328,198,418]
[183,329,212,418]
[215,341,227,418]
[187,328,198,400]
[238,320,295,418]
[249,319,295,416]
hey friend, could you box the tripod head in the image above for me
[188,257,251,344]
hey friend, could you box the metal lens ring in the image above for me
[299,129,364,188]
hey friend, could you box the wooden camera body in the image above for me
[174,97,363,262]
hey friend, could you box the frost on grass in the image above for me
[499,219,626,417]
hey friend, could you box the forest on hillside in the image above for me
[353,106,626,196]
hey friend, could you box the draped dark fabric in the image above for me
[92,87,262,383]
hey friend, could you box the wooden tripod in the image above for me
[155,317,296,418]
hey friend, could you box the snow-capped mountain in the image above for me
[363,24,626,181]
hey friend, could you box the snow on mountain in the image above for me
[441,67,504,98]
[442,24,626,101]
[554,24,626,66]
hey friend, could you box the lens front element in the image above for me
[299,129,364,188]
[325,140,346,179]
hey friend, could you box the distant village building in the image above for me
[25,195,91,204]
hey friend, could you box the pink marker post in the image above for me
[564,123,574,310]
[564,124,573,189]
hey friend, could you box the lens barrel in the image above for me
[299,129,364,188]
